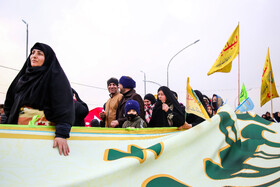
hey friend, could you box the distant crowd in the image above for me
[261,111,280,123]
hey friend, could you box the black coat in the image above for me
[72,89,89,126]
[116,89,145,127]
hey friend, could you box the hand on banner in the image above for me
[178,122,192,130]
[53,137,70,156]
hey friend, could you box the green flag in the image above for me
[239,83,247,103]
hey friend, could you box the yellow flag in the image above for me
[207,24,239,75]
[186,77,210,120]
[260,48,279,106]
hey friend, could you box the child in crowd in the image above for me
[122,100,147,128]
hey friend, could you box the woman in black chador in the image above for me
[72,88,89,126]
[149,86,185,127]
[3,42,74,156]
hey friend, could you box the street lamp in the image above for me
[22,19,28,59]
[145,80,161,87]
[167,39,200,87]
[140,70,146,96]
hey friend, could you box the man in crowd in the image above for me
[111,76,144,128]
[99,78,123,127]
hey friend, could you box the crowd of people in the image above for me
[0,42,279,156]
[261,111,280,122]
[95,76,227,129]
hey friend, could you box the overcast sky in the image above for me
[0,0,279,115]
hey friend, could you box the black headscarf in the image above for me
[149,86,184,127]
[144,93,156,105]
[72,88,89,126]
[4,42,74,125]
[273,112,280,123]
[194,90,208,113]
[202,94,211,105]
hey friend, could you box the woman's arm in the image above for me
[53,123,71,156]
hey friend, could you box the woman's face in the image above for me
[212,96,217,102]
[30,49,45,67]
[144,99,151,107]
[203,98,209,105]
[157,90,166,103]
[207,106,213,115]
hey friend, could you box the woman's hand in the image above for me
[53,137,70,156]
[162,103,169,112]
[178,122,192,130]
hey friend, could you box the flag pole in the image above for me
[238,53,240,106]
[186,80,188,120]
[238,22,240,106]
[270,73,273,117]
[186,78,189,110]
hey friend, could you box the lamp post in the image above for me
[145,80,161,87]
[167,39,200,87]
[22,19,28,59]
[140,70,146,96]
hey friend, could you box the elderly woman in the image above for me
[2,42,74,156]
[149,86,185,127]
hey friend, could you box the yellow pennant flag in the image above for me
[186,77,210,120]
[207,24,239,75]
[260,48,279,106]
